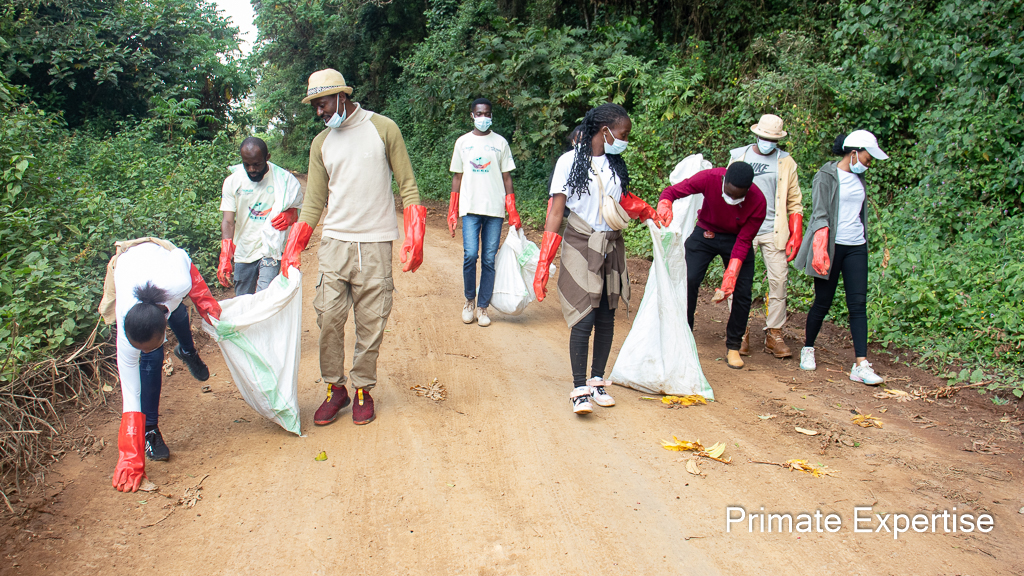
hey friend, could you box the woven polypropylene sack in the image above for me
[203,269,302,434]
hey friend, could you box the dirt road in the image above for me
[3,207,1022,575]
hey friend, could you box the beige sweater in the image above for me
[301,104,421,242]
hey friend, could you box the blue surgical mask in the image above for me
[473,116,492,132]
[325,94,346,129]
[756,138,778,154]
[850,152,868,174]
[603,127,628,155]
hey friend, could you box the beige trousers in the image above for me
[728,232,789,329]
[314,238,394,390]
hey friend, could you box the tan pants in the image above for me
[728,232,789,329]
[314,238,394,390]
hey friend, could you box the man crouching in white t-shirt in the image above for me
[447,98,521,327]
[217,137,304,295]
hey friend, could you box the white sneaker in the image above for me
[475,307,491,327]
[461,299,475,324]
[587,377,615,407]
[800,347,816,371]
[850,360,884,385]
[570,387,593,414]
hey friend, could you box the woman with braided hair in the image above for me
[533,103,666,415]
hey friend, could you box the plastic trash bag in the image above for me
[609,222,713,398]
[202,269,302,435]
[491,227,551,315]
[609,154,714,398]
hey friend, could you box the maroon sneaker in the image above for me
[352,388,375,425]
[313,384,350,425]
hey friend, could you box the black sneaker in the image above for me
[174,344,210,381]
[145,428,170,461]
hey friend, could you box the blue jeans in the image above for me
[462,214,503,308]
[234,257,280,296]
[139,303,197,428]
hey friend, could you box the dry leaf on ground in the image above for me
[314,451,327,461]
[411,378,447,401]
[757,414,776,420]
[660,437,731,463]
[851,414,883,428]
[874,389,912,402]
[795,427,819,436]
[784,459,836,478]
[685,459,703,476]
[139,479,158,492]
[662,395,708,406]
[163,359,173,376]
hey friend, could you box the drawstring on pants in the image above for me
[357,242,362,271]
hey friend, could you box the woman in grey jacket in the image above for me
[794,131,888,385]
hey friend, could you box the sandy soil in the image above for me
[2,201,1022,575]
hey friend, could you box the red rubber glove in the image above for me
[619,192,665,226]
[112,411,146,492]
[657,199,674,227]
[785,213,803,262]
[401,205,427,273]
[270,207,298,231]
[812,227,830,275]
[447,192,459,237]
[217,238,235,288]
[281,221,313,278]
[505,193,521,230]
[711,258,743,304]
[533,231,562,302]
[188,263,221,323]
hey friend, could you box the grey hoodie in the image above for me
[794,161,869,279]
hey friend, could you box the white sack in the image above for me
[609,222,713,398]
[666,153,713,239]
[203,269,303,435]
[490,228,532,315]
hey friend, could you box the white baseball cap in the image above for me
[843,130,888,160]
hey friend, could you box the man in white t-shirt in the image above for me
[726,114,804,359]
[447,98,520,327]
[217,137,304,295]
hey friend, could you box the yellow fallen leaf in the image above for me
[851,414,883,428]
[784,459,836,477]
[874,389,912,402]
[314,450,327,461]
[685,458,703,476]
[661,436,704,452]
[795,427,818,436]
[662,395,707,406]
[705,442,726,459]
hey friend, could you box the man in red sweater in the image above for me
[657,162,766,369]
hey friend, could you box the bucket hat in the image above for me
[301,69,353,104]
[843,130,889,160]
[750,114,788,140]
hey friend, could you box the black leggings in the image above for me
[569,291,616,388]
[804,243,869,357]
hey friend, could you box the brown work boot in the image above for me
[738,329,750,356]
[352,388,376,425]
[764,328,793,358]
[314,384,350,425]
[726,349,744,370]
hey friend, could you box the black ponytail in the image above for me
[563,103,631,200]
[832,133,865,156]
[124,282,169,345]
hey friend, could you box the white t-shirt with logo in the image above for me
[549,150,622,232]
[835,169,866,246]
[220,162,304,263]
[450,131,516,218]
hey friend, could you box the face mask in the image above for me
[603,127,628,155]
[325,94,346,129]
[473,116,492,132]
[246,164,269,182]
[756,138,778,154]
[850,152,868,174]
[721,178,744,205]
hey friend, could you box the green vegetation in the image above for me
[0,0,1021,396]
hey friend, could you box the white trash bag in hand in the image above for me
[490,228,551,315]
[203,269,303,435]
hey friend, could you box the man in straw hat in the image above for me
[726,113,804,360]
[280,68,427,426]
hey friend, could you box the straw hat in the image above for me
[750,114,788,140]
[301,69,353,104]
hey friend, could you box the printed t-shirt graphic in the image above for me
[220,162,303,263]
[450,131,516,218]
[731,145,779,237]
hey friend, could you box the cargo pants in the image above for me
[314,238,394,390]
